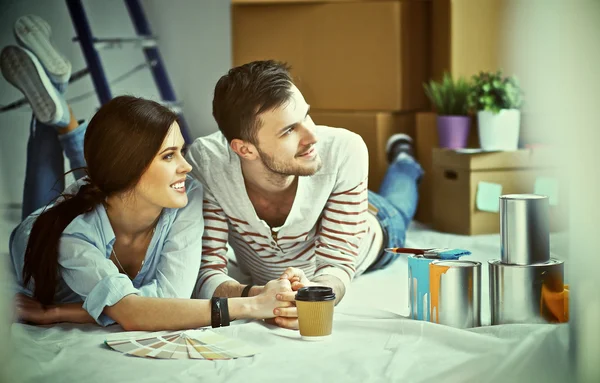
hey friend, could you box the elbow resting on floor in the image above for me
[104,295,149,331]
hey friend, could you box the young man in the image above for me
[187,60,423,328]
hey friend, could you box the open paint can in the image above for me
[408,255,434,321]
[430,260,481,328]
[489,259,565,324]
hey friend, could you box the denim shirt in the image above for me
[9,177,204,326]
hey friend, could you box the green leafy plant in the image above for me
[423,72,472,116]
[468,70,523,113]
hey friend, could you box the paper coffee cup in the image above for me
[295,286,335,340]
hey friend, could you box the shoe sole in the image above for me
[14,15,71,84]
[385,133,413,152]
[0,46,64,125]
[386,133,415,163]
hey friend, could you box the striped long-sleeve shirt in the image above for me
[187,126,377,299]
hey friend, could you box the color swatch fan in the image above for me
[105,329,259,359]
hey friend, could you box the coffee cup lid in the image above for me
[295,286,336,302]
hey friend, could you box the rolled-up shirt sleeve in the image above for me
[59,236,140,326]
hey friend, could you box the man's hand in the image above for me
[14,294,59,325]
[267,267,318,330]
[269,267,346,329]
[279,267,313,291]
[279,268,346,305]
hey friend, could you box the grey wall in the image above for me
[143,0,231,138]
[0,0,231,208]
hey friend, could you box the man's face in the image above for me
[254,85,322,176]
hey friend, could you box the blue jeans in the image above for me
[22,117,87,219]
[367,154,424,271]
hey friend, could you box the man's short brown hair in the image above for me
[212,60,294,144]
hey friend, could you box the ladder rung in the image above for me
[66,0,193,143]
[73,36,158,50]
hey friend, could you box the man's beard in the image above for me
[256,146,322,177]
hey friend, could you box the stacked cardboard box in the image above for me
[414,112,479,223]
[414,114,537,227]
[412,0,508,224]
[310,111,415,190]
[418,2,564,235]
[431,0,508,80]
[232,0,541,236]
[431,148,565,235]
[231,0,430,191]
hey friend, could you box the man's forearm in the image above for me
[213,281,264,298]
[312,275,346,305]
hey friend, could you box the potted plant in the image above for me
[468,70,523,151]
[423,72,472,149]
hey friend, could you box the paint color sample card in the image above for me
[475,182,503,212]
[105,330,259,360]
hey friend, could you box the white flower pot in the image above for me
[477,109,521,151]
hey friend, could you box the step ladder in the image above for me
[65,0,193,144]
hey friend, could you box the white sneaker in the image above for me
[0,45,70,126]
[386,133,415,164]
[14,14,71,87]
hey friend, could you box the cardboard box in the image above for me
[232,1,423,8]
[233,0,340,3]
[414,111,540,224]
[232,0,375,3]
[431,148,565,235]
[232,0,430,111]
[414,112,478,224]
[310,110,415,191]
[431,0,506,80]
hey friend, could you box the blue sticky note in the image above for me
[534,177,559,206]
[476,182,503,212]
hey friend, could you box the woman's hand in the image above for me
[14,293,59,325]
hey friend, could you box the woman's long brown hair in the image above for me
[22,96,178,304]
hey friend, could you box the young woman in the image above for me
[2,17,293,330]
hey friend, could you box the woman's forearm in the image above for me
[44,295,263,329]
[105,295,262,331]
[22,279,291,330]
[55,302,96,324]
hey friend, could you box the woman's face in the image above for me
[133,122,192,209]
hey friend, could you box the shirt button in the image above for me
[271,241,277,246]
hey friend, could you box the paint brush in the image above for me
[383,247,471,260]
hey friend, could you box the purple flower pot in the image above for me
[436,115,471,149]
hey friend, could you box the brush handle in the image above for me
[384,247,427,255]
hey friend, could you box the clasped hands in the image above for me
[266,266,317,330]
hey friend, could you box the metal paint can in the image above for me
[500,194,550,265]
[489,258,565,325]
[430,260,481,328]
[407,255,434,321]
